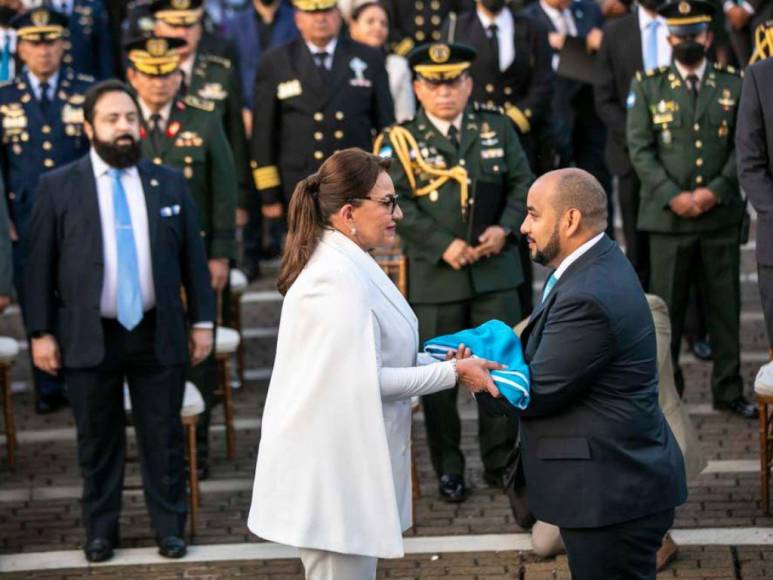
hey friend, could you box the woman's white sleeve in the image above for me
[373,314,457,401]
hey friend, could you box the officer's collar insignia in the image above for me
[429,44,450,64]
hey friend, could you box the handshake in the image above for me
[445,344,504,399]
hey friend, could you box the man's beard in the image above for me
[93,134,141,169]
[531,223,561,266]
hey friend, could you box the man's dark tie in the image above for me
[686,74,699,107]
[313,51,329,78]
[447,125,460,149]
[488,24,500,70]
[39,81,50,116]
[149,113,163,151]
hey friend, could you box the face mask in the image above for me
[638,0,662,10]
[673,39,706,67]
[480,0,507,13]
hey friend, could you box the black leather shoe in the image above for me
[35,392,68,415]
[438,474,467,503]
[714,397,759,419]
[84,538,114,563]
[158,536,187,559]
[483,469,504,488]
[690,339,713,361]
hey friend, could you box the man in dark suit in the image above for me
[737,56,773,359]
[250,0,394,218]
[476,168,687,580]
[521,0,611,205]
[50,0,113,79]
[24,79,215,563]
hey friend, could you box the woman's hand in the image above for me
[457,357,505,398]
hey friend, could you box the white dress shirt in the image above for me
[638,7,671,70]
[91,148,156,318]
[424,111,463,139]
[306,38,338,70]
[553,232,605,281]
[476,6,516,72]
[674,58,707,89]
[540,0,577,36]
[27,70,59,102]
[138,99,174,131]
[180,55,195,87]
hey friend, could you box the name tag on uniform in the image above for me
[277,79,302,100]
[481,148,504,159]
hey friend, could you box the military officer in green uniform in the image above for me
[376,43,533,502]
[125,35,239,475]
[627,0,755,419]
[152,0,253,280]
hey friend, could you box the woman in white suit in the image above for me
[248,149,501,580]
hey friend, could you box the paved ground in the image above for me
[1,218,772,579]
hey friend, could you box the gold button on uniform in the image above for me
[429,190,438,202]
[415,15,424,25]
[504,87,512,95]
[335,111,344,120]
[416,1,424,7]
[42,125,51,134]
[43,141,52,150]
[314,112,324,122]
[696,158,703,167]
[431,15,441,25]
[416,31,426,41]
[459,159,466,167]
[693,123,700,131]
[334,130,343,139]
[696,176,704,184]
[184,156,193,163]
[154,157,163,165]
[314,131,323,140]
[485,84,494,93]
[431,0,440,9]
[431,31,441,40]
[44,159,54,168]
[695,140,702,148]
[314,151,324,160]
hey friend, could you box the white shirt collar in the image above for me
[674,58,707,84]
[424,110,463,137]
[90,147,140,180]
[553,232,605,280]
[138,99,174,127]
[638,6,666,30]
[476,5,513,30]
[539,0,569,21]
[306,37,338,56]
[27,69,59,98]
[180,55,195,85]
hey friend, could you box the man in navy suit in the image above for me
[521,0,612,220]
[51,0,113,79]
[24,79,215,563]
[476,168,687,580]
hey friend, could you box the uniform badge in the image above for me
[718,88,736,111]
[349,57,371,88]
[68,94,85,106]
[61,104,84,125]
[480,122,498,146]
[661,129,672,145]
[167,121,181,138]
[277,79,302,100]
[198,82,227,101]
[481,148,504,159]
[718,120,729,138]
[2,105,27,134]
[176,131,203,148]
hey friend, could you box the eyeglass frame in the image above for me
[347,193,400,215]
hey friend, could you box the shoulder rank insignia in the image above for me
[76,73,95,83]
[183,94,215,112]
[203,54,232,69]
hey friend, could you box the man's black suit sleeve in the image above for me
[178,174,216,326]
[594,26,626,148]
[737,64,773,214]
[514,20,554,126]
[250,55,282,205]
[370,53,396,132]
[24,175,57,335]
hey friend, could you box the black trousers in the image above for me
[617,170,650,289]
[560,508,675,580]
[65,313,187,542]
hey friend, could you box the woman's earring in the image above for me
[351,227,357,235]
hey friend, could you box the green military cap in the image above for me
[125,36,187,76]
[11,8,68,43]
[292,0,339,12]
[408,43,477,83]
[151,0,204,27]
[658,0,715,36]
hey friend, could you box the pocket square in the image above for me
[160,204,181,217]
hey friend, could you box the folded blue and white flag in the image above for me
[424,319,530,410]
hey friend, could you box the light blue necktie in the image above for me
[645,20,659,71]
[0,36,10,82]
[541,273,557,304]
[110,168,143,331]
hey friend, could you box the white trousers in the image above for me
[298,547,378,580]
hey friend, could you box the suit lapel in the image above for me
[79,156,105,288]
[138,160,160,274]
[325,37,352,108]
[294,39,325,102]
[458,108,479,159]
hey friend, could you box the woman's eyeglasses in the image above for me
[349,194,400,215]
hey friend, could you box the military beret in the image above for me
[11,8,68,43]
[125,36,187,76]
[408,43,477,82]
[292,0,339,12]
[658,0,715,35]
[151,0,204,27]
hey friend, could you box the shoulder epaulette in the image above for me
[183,95,216,112]
[473,101,504,115]
[644,65,669,78]
[714,63,743,77]
[203,54,232,69]
[76,73,95,83]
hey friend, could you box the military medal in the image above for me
[167,121,181,138]
[718,121,729,138]
[184,166,193,179]
[349,57,371,87]
[198,82,227,101]
[718,88,735,111]
[661,128,672,145]
[429,190,439,202]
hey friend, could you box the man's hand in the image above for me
[9,221,17,242]
[726,5,752,29]
[669,192,702,219]
[475,226,508,259]
[0,295,11,314]
[262,202,283,219]
[235,208,249,228]
[442,239,477,270]
[445,343,472,361]
[209,258,229,292]
[693,187,719,213]
[549,32,567,51]
[32,334,60,375]
[457,357,505,398]
[586,28,603,52]
[189,328,213,366]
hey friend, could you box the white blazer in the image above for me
[248,230,454,558]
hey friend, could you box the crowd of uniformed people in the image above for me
[0,0,772,565]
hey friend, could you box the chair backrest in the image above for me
[373,237,408,297]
